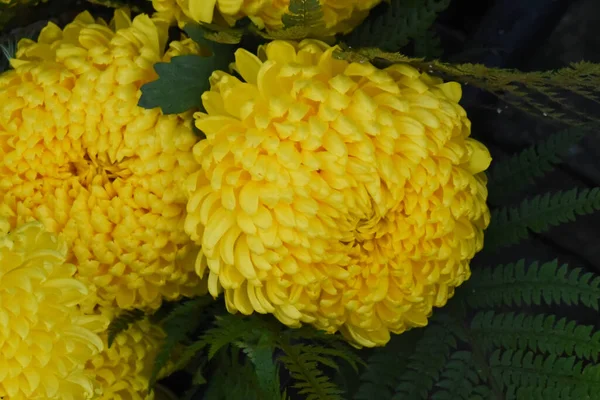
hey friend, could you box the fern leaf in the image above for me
[279,342,345,400]
[284,327,364,372]
[256,0,328,40]
[466,259,600,310]
[484,188,600,251]
[344,0,450,52]
[201,314,274,360]
[487,127,588,203]
[203,347,265,400]
[149,296,213,390]
[471,311,600,362]
[238,336,282,400]
[107,309,145,347]
[392,317,462,400]
[354,329,421,400]
[489,349,600,398]
[413,29,444,59]
[432,351,490,400]
[281,0,324,28]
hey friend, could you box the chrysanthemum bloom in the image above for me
[185,40,491,347]
[0,219,107,399]
[151,0,382,34]
[88,314,170,400]
[0,9,207,312]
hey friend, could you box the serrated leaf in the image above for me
[138,29,235,114]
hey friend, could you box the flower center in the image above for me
[70,154,131,184]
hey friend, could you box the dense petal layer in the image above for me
[0,9,207,312]
[0,219,106,400]
[151,0,382,33]
[185,40,491,347]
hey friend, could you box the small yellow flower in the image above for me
[0,219,107,400]
[89,314,170,400]
[0,9,207,312]
[185,40,491,347]
[151,0,382,33]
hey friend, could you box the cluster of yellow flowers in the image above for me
[0,0,491,397]
[151,0,383,33]
[0,219,166,399]
[0,8,200,400]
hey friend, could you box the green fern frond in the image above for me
[471,311,600,362]
[392,318,462,399]
[107,309,145,347]
[489,350,600,398]
[281,0,324,29]
[203,347,266,400]
[344,0,450,52]
[284,327,364,372]
[355,330,421,400]
[256,0,329,40]
[149,296,213,390]
[413,29,444,59]
[466,259,600,310]
[432,351,490,400]
[487,127,588,203]
[484,188,600,251]
[238,336,282,400]
[202,314,275,359]
[279,342,345,400]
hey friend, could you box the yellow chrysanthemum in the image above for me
[0,10,208,313]
[151,0,382,33]
[0,219,107,400]
[185,40,492,347]
[88,314,170,400]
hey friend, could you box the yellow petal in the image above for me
[234,48,263,84]
[436,82,462,102]
[189,0,218,23]
[464,139,492,174]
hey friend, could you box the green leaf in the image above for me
[281,0,324,29]
[239,336,281,399]
[148,297,214,391]
[138,26,235,114]
[138,55,212,114]
[344,0,450,52]
[488,127,589,204]
[484,188,600,251]
[255,0,329,40]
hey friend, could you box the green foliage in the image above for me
[471,311,600,361]
[138,24,235,114]
[433,351,490,400]
[487,127,588,204]
[412,29,444,59]
[392,315,465,400]
[484,188,600,251]
[252,0,329,40]
[465,260,600,310]
[344,0,450,52]
[489,350,600,398]
[154,306,359,400]
[107,308,145,347]
[281,0,324,30]
[149,296,214,391]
